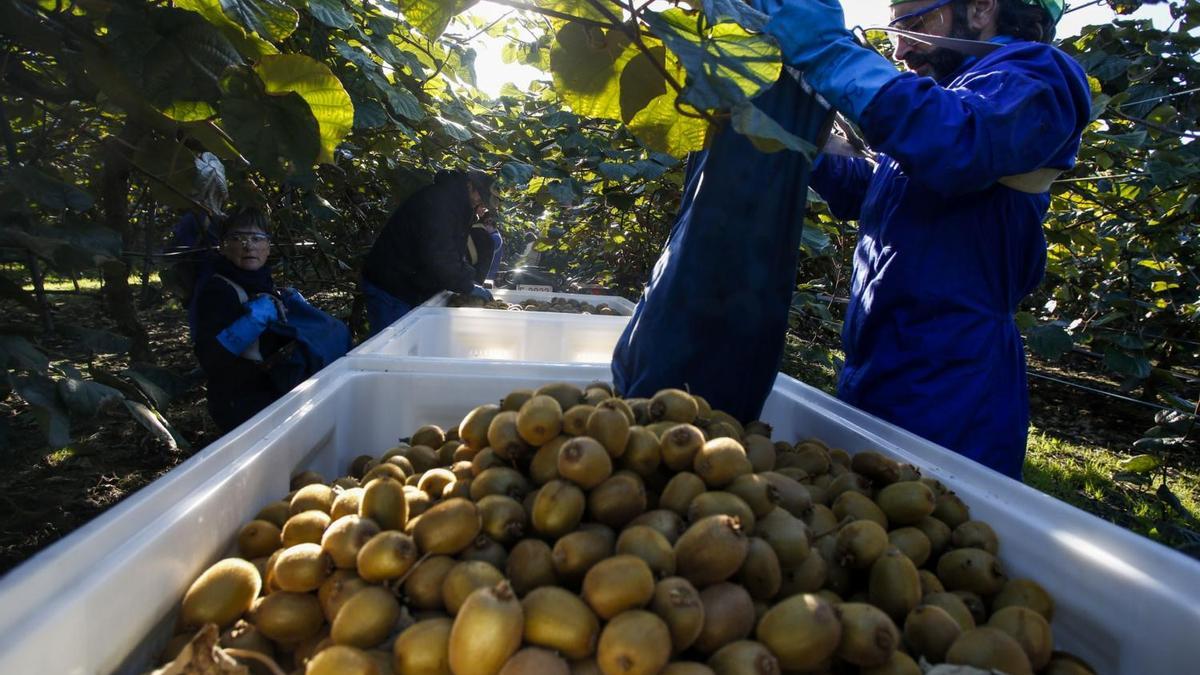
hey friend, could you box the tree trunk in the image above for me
[99,127,152,362]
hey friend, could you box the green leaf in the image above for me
[642,9,781,111]
[1025,324,1074,359]
[628,93,709,157]
[351,95,389,129]
[219,0,299,41]
[400,0,478,40]
[530,0,621,23]
[5,166,93,212]
[550,22,641,122]
[1146,104,1177,125]
[133,137,198,209]
[1013,311,1036,330]
[619,48,668,124]
[219,68,322,177]
[255,54,355,164]
[500,162,535,186]
[308,0,354,29]
[730,101,817,158]
[57,379,125,418]
[700,0,769,31]
[1104,348,1152,379]
[1119,454,1161,474]
[162,101,218,122]
[385,86,425,122]
[176,0,278,57]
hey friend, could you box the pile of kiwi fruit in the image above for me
[160,383,1097,675]
[446,294,619,315]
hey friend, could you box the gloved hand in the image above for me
[468,285,494,302]
[217,294,279,357]
[753,0,901,124]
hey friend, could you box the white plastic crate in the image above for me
[422,288,638,315]
[0,357,1196,674]
[352,307,629,364]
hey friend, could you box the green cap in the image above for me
[889,0,1064,23]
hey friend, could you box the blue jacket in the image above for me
[811,40,1091,478]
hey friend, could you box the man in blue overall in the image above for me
[758,0,1090,478]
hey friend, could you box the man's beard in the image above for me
[903,18,982,81]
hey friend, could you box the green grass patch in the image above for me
[18,271,161,293]
[1024,428,1200,552]
[45,446,77,465]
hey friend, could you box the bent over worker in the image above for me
[755,0,1090,478]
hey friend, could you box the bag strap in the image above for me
[212,274,263,362]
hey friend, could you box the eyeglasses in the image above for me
[224,232,270,247]
[886,0,954,51]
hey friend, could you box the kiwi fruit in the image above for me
[442,560,506,615]
[563,405,597,437]
[734,537,781,601]
[951,520,1000,555]
[318,569,369,622]
[331,488,366,521]
[945,626,1034,675]
[181,558,262,629]
[835,519,889,569]
[249,591,324,644]
[1043,652,1098,675]
[501,389,535,412]
[507,539,558,595]
[903,604,961,663]
[687,491,757,533]
[363,463,408,486]
[553,528,615,584]
[488,411,531,462]
[693,583,755,654]
[915,516,953,556]
[470,448,505,477]
[827,471,872,500]
[724,474,778,519]
[596,610,672,675]
[499,647,570,675]
[920,592,977,632]
[557,437,614,489]
[629,509,686,544]
[470,467,532,502]
[588,471,647,528]
[991,578,1055,621]
[758,472,812,519]
[918,569,945,595]
[674,515,750,586]
[530,436,567,485]
[417,468,456,499]
[448,581,524,675]
[587,405,632,458]
[360,477,408,532]
[706,640,779,675]
[291,470,326,490]
[357,531,419,583]
[778,548,827,596]
[849,451,900,486]
[932,492,971,529]
[522,586,601,659]
[616,525,676,578]
[238,520,282,559]
[867,547,921,624]
[659,472,707,516]
[662,663,714,675]
[531,480,586,537]
[886,527,931,567]
[460,404,501,450]
[832,491,889,529]
[535,382,586,411]
[835,602,900,667]
[413,498,480,555]
[255,500,292,529]
[805,503,839,538]
[403,555,457,611]
[650,389,699,423]
[392,617,452,675]
[619,426,663,477]
[660,425,706,472]
[272,543,333,593]
[477,495,528,545]
[754,507,810,567]
[987,605,1054,670]
[755,593,841,671]
[321,515,381,569]
[411,424,446,449]
[461,534,509,570]
[306,645,379,675]
[874,481,936,526]
[282,509,333,547]
[651,576,705,653]
[582,554,656,619]
[516,395,563,446]
[739,435,776,474]
[331,585,401,648]
[937,548,1006,596]
[790,444,831,476]
[859,650,920,675]
[694,438,753,488]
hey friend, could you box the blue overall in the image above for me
[612,74,832,422]
[811,40,1091,478]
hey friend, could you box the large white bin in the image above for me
[0,357,1197,674]
[351,307,629,363]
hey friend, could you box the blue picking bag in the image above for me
[266,289,351,393]
[612,73,832,422]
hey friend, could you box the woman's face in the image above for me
[221,225,270,272]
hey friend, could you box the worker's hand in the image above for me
[244,294,280,327]
[468,285,494,302]
[753,0,900,124]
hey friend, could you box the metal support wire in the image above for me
[1026,369,1196,412]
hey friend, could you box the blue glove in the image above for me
[468,285,494,302]
[756,0,901,124]
[217,295,278,357]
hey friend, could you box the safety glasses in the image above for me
[885,0,955,51]
[224,232,271,247]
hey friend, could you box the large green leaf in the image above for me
[531,0,622,23]
[1025,323,1074,359]
[309,0,355,29]
[1104,348,1152,379]
[550,22,642,122]
[730,100,817,158]
[255,55,355,164]
[219,0,299,41]
[642,8,780,111]
[4,166,93,212]
[619,48,668,124]
[219,68,322,176]
[1118,453,1162,474]
[628,93,709,157]
[400,0,478,40]
[176,0,278,57]
[134,138,198,209]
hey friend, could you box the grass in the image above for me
[1024,428,1200,552]
[17,272,161,293]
